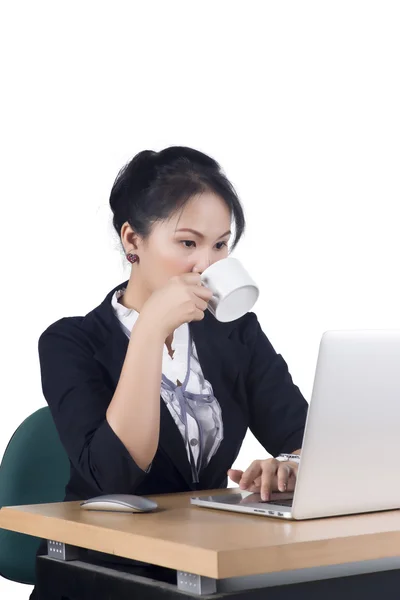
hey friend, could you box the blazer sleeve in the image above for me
[38,318,148,494]
[244,314,308,457]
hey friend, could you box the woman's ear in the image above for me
[120,222,140,254]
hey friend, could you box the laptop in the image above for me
[191,330,400,520]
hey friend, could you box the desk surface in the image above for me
[1,489,400,579]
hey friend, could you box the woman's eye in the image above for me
[181,240,196,248]
[216,241,228,250]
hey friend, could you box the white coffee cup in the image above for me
[200,257,259,322]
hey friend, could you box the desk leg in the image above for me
[47,540,79,561]
[177,571,217,595]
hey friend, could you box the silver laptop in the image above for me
[191,330,400,520]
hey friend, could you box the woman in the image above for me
[31,146,308,596]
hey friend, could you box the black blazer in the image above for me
[38,280,308,501]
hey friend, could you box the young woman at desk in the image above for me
[31,146,308,597]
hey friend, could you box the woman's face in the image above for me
[124,192,231,294]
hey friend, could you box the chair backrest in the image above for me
[0,407,70,584]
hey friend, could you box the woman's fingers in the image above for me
[260,461,278,501]
[228,468,261,493]
[193,297,209,312]
[238,461,262,490]
[192,285,214,301]
[229,460,299,501]
[277,463,291,492]
[286,463,298,492]
[245,476,262,493]
[247,483,262,493]
[227,469,243,484]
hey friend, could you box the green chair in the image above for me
[0,407,70,584]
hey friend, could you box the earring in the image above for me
[126,253,139,264]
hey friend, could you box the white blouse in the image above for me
[111,288,224,471]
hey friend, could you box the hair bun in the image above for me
[110,150,157,217]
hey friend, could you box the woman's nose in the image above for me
[191,254,212,274]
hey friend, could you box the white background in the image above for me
[1,1,399,597]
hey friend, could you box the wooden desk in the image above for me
[1,488,400,598]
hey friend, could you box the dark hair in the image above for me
[109,146,245,249]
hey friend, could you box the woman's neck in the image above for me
[118,272,150,313]
[119,272,173,351]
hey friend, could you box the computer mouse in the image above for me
[80,494,158,513]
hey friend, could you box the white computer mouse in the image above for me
[80,494,158,513]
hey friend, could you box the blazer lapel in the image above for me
[190,314,249,488]
[158,401,194,487]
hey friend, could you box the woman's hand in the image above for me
[140,273,213,338]
[228,457,299,501]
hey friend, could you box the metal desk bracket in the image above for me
[47,540,79,561]
[177,571,217,595]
